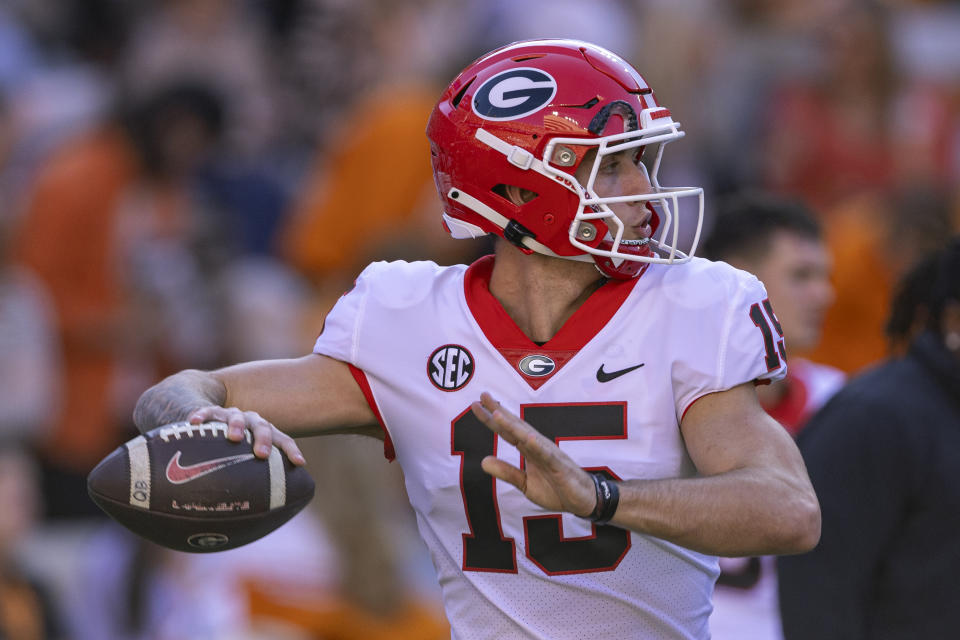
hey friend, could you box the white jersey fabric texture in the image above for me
[314,255,786,640]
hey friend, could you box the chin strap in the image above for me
[445,187,590,263]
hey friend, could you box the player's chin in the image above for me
[797,326,822,351]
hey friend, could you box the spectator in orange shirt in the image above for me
[280,1,488,303]
[15,81,225,517]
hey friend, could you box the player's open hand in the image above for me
[188,406,306,465]
[471,392,596,518]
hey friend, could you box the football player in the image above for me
[134,40,820,639]
[703,193,844,439]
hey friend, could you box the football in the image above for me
[87,421,315,553]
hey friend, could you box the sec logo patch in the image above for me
[428,345,475,391]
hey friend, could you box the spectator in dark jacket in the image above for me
[777,237,960,639]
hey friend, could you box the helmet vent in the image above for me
[560,97,600,110]
[511,54,545,62]
[451,77,476,109]
[588,100,638,135]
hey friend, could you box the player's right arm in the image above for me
[133,354,379,464]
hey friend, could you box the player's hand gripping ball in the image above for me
[87,421,314,552]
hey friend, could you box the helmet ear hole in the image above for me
[493,184,539,205]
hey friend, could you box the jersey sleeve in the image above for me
[672,266,788,418]
[311,262,396,459]
[312,263,382,365]
[312,260,448,365]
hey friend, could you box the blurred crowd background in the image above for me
[0,0,958,638]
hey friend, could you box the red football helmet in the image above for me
[426,39,704,279]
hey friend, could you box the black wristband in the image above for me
[588,472,620,525]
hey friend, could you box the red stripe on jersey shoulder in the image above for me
[463,255,641,389]
[347,364,396,461]
[763,369,811,438]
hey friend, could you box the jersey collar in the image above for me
[463,254,641,388]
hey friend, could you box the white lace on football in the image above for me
[157,421,251,443]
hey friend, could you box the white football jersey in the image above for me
[314,255,786,640]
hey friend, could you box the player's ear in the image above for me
[499,184,538,206]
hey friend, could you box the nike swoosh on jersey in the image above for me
[165,451,256,485]
[596,363,645,383]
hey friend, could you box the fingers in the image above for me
[187,405,219,425]
[471,411,517,449]
[187,406,306,465]
[471,393,550,463]
[273,430,307,466]
[189,406,248,442]
[471,393,522,447]
[248,412,307,465]
[245,411,277,459]
[476,394,600,515]
[481,455,526,492]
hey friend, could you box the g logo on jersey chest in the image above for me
[472,68,557,121]
[428,344,475,391]
[518,354,556,377]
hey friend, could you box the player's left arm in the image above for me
[642,381,820,555]
[473,383,821,557]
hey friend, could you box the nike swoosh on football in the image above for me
[596,363,645,383]
[165,451,256,485]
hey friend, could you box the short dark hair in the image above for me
[702,192,822,263]
[121,81,225,177]
[885,237,960,343]
[885,251,940,343]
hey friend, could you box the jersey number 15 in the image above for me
[452,403,631,575]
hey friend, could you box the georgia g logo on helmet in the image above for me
[472,68,557,121]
